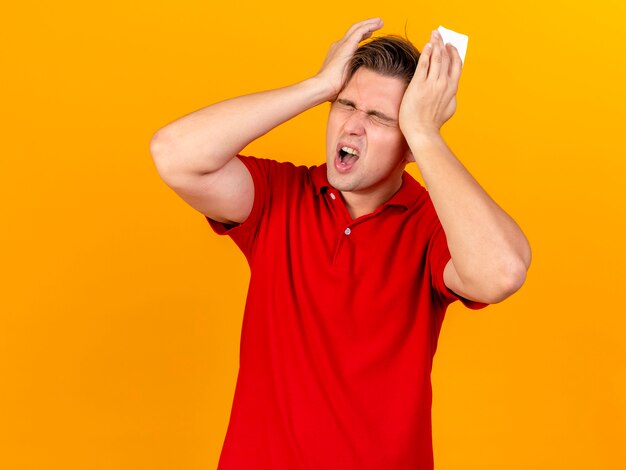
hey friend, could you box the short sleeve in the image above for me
[428,223,489,310]
[205,155,273,258]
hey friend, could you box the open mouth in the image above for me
[337,145,360,169]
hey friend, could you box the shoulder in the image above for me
[237,155,323,207]
[400,171,437,218]
[238,155,314,181]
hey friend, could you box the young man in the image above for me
[151,18,531,470]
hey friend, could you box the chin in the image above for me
[327,168,355,192]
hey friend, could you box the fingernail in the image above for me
[432,30,440,38]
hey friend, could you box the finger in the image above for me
[344,17,384,43]
[439,40,451,81]
[428,35,443,81]
[431,30,450,81]
[415,42,432,81]
[446,44,462,86]
[352,19,384,44]
[344,18,382,38]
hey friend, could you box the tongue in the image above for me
[341,154,358,166]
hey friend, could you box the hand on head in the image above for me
[315,18,384,101]
[317,21,463,142]
[399,29,463,138]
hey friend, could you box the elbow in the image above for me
[458,237,532,305]
[150,128,191,187]
[150,128,176,177]
[486,237,532,304]
[485,256,530,304]
[149,127,223,183]
[500,264,529,302]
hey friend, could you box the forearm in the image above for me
[150,77,331,178]
[150,17,384,179]
[406,132,531,297]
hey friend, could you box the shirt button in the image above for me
[344,227,351,236]
[330,193,336,200]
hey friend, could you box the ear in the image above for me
[404,147,415,163]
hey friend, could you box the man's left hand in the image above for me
[399,29,463,146]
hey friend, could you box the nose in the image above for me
[342,109,367,136]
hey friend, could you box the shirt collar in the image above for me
[311,163,422,211]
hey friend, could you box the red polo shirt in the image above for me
[207,155,487,469]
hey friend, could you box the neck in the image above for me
[341,176,404,219]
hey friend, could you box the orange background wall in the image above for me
[2,0,625,468]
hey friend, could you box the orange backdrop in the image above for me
[2,0,625,468]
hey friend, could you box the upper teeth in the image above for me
[341,146,359,156]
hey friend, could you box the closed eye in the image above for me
[367,111,396,127]
[335,99,356,110]
[334,99,397,127]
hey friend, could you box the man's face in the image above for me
[325,67,411,198]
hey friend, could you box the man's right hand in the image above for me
[151,19,384,225]
[315,18,384,101]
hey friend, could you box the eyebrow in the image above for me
[336,98,397,124]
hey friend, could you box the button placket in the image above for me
[332,225,353,271]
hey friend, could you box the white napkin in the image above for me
[437,25,469,65]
